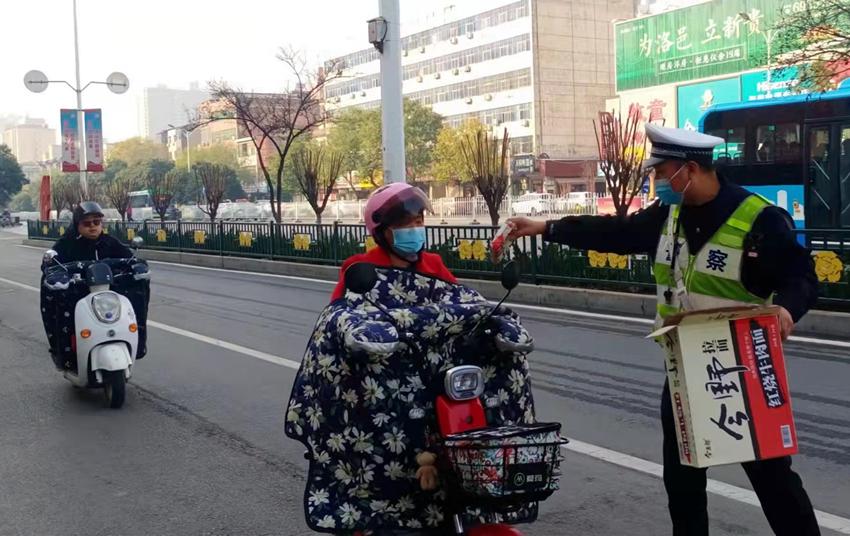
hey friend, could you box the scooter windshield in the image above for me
[285,268,537,533]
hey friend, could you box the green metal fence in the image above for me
[28,220,850,308]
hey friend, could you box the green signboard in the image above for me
[615,0,788,91]
[677,77,741,130]
[740,67,805,101]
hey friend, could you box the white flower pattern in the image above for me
[284,268,538,532]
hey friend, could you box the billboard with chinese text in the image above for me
[615,0,787,91]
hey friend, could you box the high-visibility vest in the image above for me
[654,194,772,324]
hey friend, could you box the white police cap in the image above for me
[643,123,724,169]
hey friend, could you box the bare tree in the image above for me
[52,176,82,219]
[594,107,647,218]
[460,127,511,226]
[194,48,343,223]
[147,168,179,223]
[772,0,850,91]
[194,162,228,222]
[105,174,134,221]
[293,144,344,224]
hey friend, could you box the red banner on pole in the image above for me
[60,109,80,172]
[84,109,104,172]
[40,175,52,221]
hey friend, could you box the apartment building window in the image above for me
[327,0,530,71]
[325,35,531,99]
[401,69,531,107]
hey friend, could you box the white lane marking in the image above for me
[147,259,340,286]
[563,439,850,534]
[0,277,40,291]
[147,321,300,370]
[0,276,301,371]
[9,250,850,349]
[1,275,849,531]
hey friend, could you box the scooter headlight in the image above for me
[444,365,485,401]
[91,292,121,324]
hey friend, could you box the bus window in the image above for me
[755,123,801,163]
[708,127,746,165]
[841,126,850,227]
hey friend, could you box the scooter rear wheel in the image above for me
[103,370,126,409]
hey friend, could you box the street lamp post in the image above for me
[740,12,777,97]
[368,0,406,184]
[23,0,129,197]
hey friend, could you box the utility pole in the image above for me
[377,0,406,183]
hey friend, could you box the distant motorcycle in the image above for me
[42,238,149,408]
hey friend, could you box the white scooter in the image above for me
[42,239,148,408]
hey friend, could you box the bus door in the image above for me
[805,123,850,228]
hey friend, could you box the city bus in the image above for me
[699,87,850,230]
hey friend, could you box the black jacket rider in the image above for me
[50,232,132,263]
[41,202,148,368]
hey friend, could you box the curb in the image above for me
[23,238,848,340]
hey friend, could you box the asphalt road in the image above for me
[0,231,847,536]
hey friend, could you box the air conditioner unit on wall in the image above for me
[467,32,474,39]
[485,94,493,101]
[453,68,460,75]
[450,37,459,45]
[434,72,441,80]
[417,75,424,83]
[523,119,530,127]
[466,97,473,105]
[464,65,472,73]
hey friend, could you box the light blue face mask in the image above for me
[655,165,687,205]
[391,226,426,257]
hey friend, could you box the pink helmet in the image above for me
[364,183,432,236]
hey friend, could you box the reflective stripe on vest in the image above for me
[653,195,771,322]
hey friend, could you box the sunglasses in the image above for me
[80,219,103,228]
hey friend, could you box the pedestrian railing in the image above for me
[28,220,850,308]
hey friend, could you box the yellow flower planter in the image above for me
[814,251,844,283]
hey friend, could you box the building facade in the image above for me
[323,0,634,193]
[2,118,57,165]
[609,0,850,226]
[608,0,850,136]
[138,83,209,141]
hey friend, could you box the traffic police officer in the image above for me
[508,124,820,535]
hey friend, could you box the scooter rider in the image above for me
[40,201,149,368]
[330,183,457,302]
[50,202,131,262]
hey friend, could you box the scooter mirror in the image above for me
[131,237,144,249]
[344,262,379,295]
[500,260,520,291]
[42,249,59,265]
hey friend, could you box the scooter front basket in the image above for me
[442,422,567,508]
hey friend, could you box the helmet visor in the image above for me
[371,187,433,228]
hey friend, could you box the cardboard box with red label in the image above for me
[649,306,798,468]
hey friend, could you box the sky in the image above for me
[1,0,495,144]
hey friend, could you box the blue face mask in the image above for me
[655,165,687,205]
[391,226,426,257]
